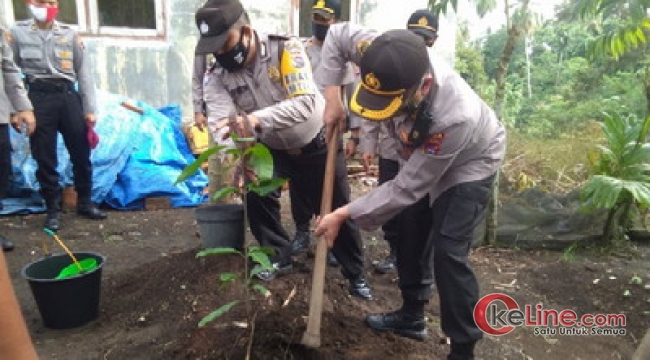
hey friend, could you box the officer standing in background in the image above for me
[315,23,506,359]
[0,27,35,252]
[9,0,106,231]
[363,8,440,274]
[195,0,371,300]
[406,9,439,47]
[290,0,361,267]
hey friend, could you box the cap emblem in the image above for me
[199,21,209,35]
[364,73,381,91]
[418,16,428,26]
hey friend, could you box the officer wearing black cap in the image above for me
[195,0,372,300]
[407,9,439,47]
[315,22,506,359]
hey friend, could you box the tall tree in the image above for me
[568,0,650,114]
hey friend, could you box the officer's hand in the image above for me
[215,114,259,140]
[194,112,207,130]
[314,206,350,248]
[345,138,357,159]
[10,111,36,136]
[84,113,97,127]
[323,85,346,142]
[362,153,376,174]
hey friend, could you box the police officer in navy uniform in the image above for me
[0,27,35,251]
[365,9,440,274]
[9,0,106,231]
[195,0,371,300]
[315,23,506,359]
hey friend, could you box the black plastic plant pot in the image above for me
[21,252,105,330]
[195,203,245,249]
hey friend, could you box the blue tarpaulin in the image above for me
[2,90,207,214]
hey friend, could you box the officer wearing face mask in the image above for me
[361,9,440,275]
[289,0,361,266]
[9,0,106,231]
[195,0,372,300]
[315,23,506,360]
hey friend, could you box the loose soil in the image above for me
[2,186,648,360]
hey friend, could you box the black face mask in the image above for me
[312,23,330,41]
[215,27,250,71]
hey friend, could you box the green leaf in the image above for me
[246,143,275,180]
[252,284,270,297]
[248,251,273,269]
[175,145,227,184]
[250,264,267,277]
[197,247,241,257]
[248,178,288,197]
[220,273,240,282]
[212,186,239,200]
[198,300,239,327]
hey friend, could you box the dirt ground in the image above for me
[1,186,649,360]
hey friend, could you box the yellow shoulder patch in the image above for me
[280,38,316,98]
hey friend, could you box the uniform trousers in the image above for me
[0,124,10,201]
[28,82,92,210]
[377,157,400,252]
[289,173,312,233]
[246,131,365,279]
[395,174,495,343]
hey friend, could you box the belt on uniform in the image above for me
[282,128,326,156]
[27,80,74,93]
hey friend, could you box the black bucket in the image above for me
[195,203,245,249]
[21,252,105,330]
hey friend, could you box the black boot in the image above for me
[448,340,477,360]
[374,253,397,274]
[44,211,60,231]
[365,309,427,341]
[0,234,14,252]
[43,193,62,231]
[291,231,311,255]
[348,275,372,300]
[77,199,107,220]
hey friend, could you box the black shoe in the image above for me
[365,310,427,341]
[448,340,477,360]
[77,204,107,220]
[44,212,61,231]
[254,262,293,282]
[291,231,311,255]
[349,276,372,300]
[374,253,397,274]
[327,252,340,267]
[0,234,14,252]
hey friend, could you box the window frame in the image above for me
[5,0,167,39]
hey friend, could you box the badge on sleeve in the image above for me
[281,38,316,97]
[356,40,372,57]
[422,133,445,155]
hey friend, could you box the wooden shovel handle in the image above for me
[301,124,339,348]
